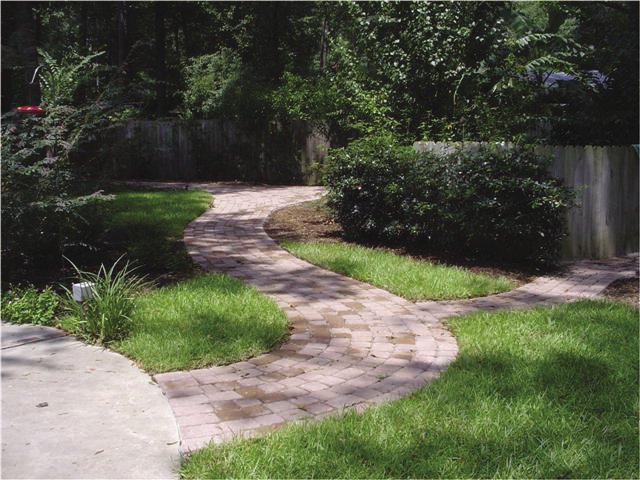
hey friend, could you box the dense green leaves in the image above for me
[1,2,637,145]
[1,286,59,326]
[1,110,111,277]
[38,49,105,107]
[325,136,575,264]
[181,49,242,119]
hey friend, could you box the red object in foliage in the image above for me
[16,105,46,115]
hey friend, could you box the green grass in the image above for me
[112,274,288,373]
[102,190,212,272]
[58,189,289,373]
[182,300,638,479]
[281,241,515,301]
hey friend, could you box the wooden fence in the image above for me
[110,120,329,185]
[106,124,638,260]
[414,142,639,260]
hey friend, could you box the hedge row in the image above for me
[324,135,574,264]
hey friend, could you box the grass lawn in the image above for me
[102,189,213,273]
[281,241,515,301]
[113,274,288,373]
[58,189,290,372]
[182,300,638,479]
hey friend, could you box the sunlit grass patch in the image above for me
[281,241,515,301]
[113,274,288,373]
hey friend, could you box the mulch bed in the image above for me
[265,199,639,307]
[602,277,639,307]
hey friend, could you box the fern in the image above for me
[37,48,104,106]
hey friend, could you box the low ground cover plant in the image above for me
[1,286,59,326]
[281,241,514,301]
[324,135,575,264]
[182,300,638,479]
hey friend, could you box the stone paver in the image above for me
[415,255,638,320]
[135,182,638,454]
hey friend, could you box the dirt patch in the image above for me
[265,199,551,288]
[602,277,639,307]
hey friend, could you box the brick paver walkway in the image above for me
[144,182,637,453]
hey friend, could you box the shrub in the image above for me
[1,286,59,326]
[1,110,110,277]
[324,134,423,243]
[324,137,574,264]
[61,257,152,344]
[417,145,575,263]
[181,49,243,119]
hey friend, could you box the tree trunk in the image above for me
[319,15,328,69]
[79,2,89,53]
[154,1,167,116]
[15,3,40,105]
[117,1,128,66]
[179,8,193,56]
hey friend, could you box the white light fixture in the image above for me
[72,282,96,302]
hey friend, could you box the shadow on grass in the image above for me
[185,341,637,478]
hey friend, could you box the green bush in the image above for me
[324,136,574,264]
[419,145,575,263]
[61,257,152,344]
[324,134,421,242]
[1,286,59,326]
[1,111,110,277]
[181,49,243,119]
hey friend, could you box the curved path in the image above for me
[146,183,637,453]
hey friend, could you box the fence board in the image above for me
[111,120,329,185]
[109,126,638,260]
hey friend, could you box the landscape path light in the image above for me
[72,282,96,302]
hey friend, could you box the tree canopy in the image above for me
[2,1,638,145]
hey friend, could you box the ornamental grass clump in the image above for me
[61,256,152,344]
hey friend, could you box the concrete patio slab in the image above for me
[1,322,180,479]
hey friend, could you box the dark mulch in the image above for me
[265,199,555,288]
[602,277,639,307]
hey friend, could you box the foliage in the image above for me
[37,48,105,107]
[342,2,510,141]
[325,136,575,264]
[1,286,59,326]
[324,134,421,242]
[1,45,153,281]
[60,256,152,344]
[2,2,637,145]
[181,49,242,119]
[1,108,111,278]
[272,64,398,143]
[182,300,638,479]
[420,144,575,263]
